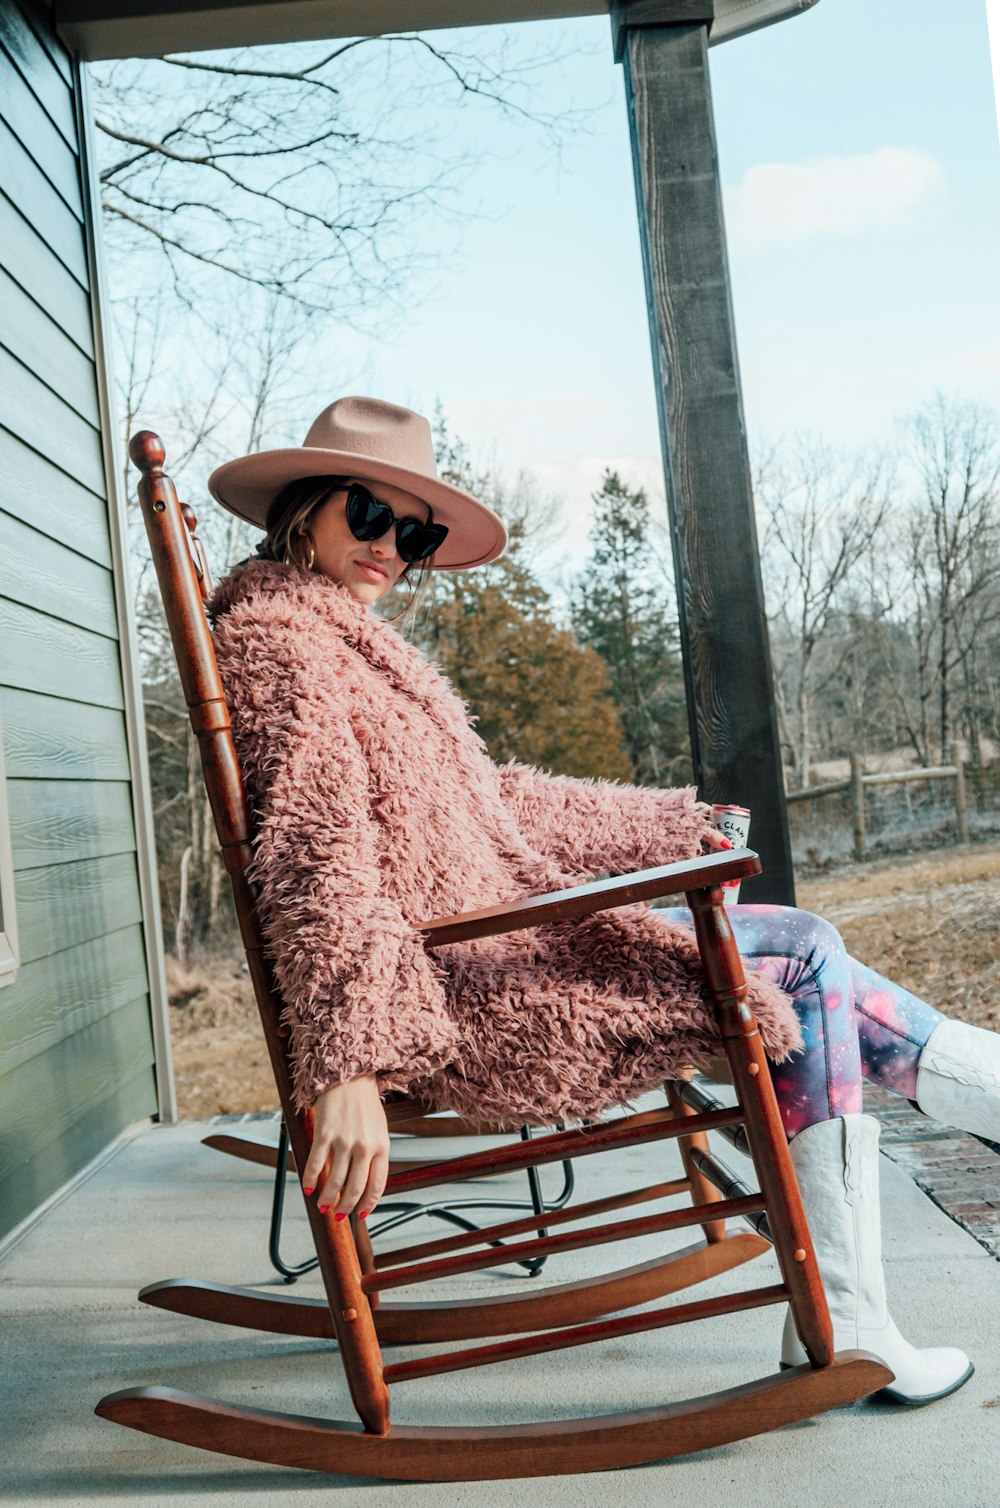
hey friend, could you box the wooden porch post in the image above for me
[613,5,795,904]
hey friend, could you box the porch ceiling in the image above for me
[56,0,607,61]
[55,0,819,62]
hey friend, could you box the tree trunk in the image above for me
[175,844,193,965]
[797,669,812,791]
[939,615,951,765]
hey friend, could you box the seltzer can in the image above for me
[712,804,750,906]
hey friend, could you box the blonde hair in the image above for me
[252,474,437,627]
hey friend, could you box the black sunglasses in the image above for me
[341,482,448,565]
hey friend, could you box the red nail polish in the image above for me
[318,1204,329,1214]
[334,1212,348,1222]
[303,1187,314,1196]
[721,838,734,849]
[358,1210,369,1220]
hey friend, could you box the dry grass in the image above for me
[166,953,273,1118]
[166,840,1000,1119]
[798,842,1000,1029]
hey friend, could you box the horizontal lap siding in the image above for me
[0,0,158,1244]
[0,428,111,567]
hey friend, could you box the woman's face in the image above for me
[303,479,432,605]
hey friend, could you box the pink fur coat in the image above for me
[207,557,801,1125]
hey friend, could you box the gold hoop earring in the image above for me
[383,575,416,623]
[284,532,316,571]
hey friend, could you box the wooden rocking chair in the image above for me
[95,432,890,1480]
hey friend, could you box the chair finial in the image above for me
[129,430,166,474]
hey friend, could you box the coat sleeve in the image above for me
[493,758,717,876]
[218,617,461,1111]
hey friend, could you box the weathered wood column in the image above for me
[613,3,795,904]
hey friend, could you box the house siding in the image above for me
[0,0,159,1241]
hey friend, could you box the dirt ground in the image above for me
[166,841,1000,1119]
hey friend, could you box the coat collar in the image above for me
[208,556,476,736]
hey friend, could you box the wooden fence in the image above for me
[785,748,969,861]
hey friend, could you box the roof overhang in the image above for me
[56,0,821,62]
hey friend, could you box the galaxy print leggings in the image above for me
[656,904,946,1139]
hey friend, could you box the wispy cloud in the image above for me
[724,146,945,253]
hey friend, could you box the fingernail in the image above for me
[318,1204,329,1214]
[721,838,733,849]
[358,1210,369,1220]
[303,1187,314,1196]
[335,1212,348,1222]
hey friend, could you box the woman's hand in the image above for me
[701,828,732,855]
[701,828,739,886]
[302,1073,390,1221]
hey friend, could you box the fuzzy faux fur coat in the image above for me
[207,557,802,1125]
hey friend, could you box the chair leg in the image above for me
[665,1080,728,1244]
[350,1212,380,1310]
[687,887,835,1369]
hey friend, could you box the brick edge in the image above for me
[866,1084,1000,1261]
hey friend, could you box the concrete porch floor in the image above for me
[1,1096,998,1508]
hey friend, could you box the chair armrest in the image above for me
[416,849,760,947]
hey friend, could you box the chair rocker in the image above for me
[95,432,890,1481]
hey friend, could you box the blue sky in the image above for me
[314,1,1000,587]
[114,4,997,587]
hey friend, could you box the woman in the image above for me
[207,396,998,1407]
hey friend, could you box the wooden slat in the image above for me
[0,1059,155,1242]
[0,346,104,496]
[420,850,758,944]
[0,426,111,567]
[6,852,143,965]
[0,994,155,1186]
[383,1104,745,1197]
[383,1283,790,1384]
[0,190,93,355]
[8,777,136,870]
[0,44,82,212]
[0,117,86,283]
[0,5,77,147]
[0,599,123,706]
[0,686,129,780]
[0,265,97,419]
[0,923,148,1076]
[367,1192,766,1293]
[0,509,116,637]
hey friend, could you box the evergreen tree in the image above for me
[406,421,633,779]
[570,470,690,784]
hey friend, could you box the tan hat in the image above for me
[207,396,508,570]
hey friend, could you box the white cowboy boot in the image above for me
[915,1018,1000,1143]
[780,1113,973,1405]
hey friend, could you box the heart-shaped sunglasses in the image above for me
[341,482,448,565]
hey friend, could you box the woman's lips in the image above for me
[356,560,387,582]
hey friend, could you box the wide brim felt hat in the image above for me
[207,396,507,570]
